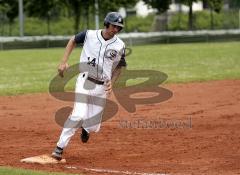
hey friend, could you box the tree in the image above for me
[82,0,91,29]
[142,0,171,31]
[208,0,223,13]
[62,0,83,33]
[229,0,240,9]
[0,0,18,36]
[181,0,199,30]
[0,1,8,35]
[97,0,138,19]
[207,0,223,29]
[142,0,171,14]
[61,0,138,33]
[25,0,61,35]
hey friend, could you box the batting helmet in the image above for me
[104,12,124,29]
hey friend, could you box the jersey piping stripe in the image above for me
[96,30,102,80]
[101,37,118,80]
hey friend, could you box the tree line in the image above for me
[143,0,240,30]
[0,0,137,35]
[0,0,240,35]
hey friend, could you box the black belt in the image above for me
[87,77,104,85]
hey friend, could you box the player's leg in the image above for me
[82,84,106,134]
[52,73,88,160]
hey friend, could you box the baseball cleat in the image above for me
[51,146,63,161]
[81,128,90,143]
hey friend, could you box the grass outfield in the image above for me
[0,166,79,175]
[0,41,240,95]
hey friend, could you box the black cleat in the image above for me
[51,146,63,161]
[81,128,89,143]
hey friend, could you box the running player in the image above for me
[52,12,126,160]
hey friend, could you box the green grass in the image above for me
[0,47,79,95]
[0,41,240,96]
[0,166,79,175]
[126,41,240,83]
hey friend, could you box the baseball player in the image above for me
[52,12,126,160]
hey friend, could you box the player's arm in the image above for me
[111,66,122,84]
[112,47,127,84]
[58,31,87,77]
[105,48,127,94]
[105,67,122,95]
[58,36,76,77]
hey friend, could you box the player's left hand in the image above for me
[105,80,112,96]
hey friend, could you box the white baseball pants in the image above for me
[57,72,106,148]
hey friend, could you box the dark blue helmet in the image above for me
[104,12,124,28]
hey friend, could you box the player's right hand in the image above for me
[58,62,69,78]
[105,80,113,97]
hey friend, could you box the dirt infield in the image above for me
[0,80,240,175]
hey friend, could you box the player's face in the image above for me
[107,24,121,37]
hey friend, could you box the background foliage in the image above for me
[0,0,240,36]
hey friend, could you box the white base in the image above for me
[20,154,66,164]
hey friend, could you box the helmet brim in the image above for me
[109,22,124,28]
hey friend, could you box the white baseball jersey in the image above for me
[77,30,126,81]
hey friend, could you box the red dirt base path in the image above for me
[0,80,240,175]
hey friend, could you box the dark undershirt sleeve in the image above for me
[117,47,127,67]
[74,30,87,44]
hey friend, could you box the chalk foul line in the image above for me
[65,166,168,175]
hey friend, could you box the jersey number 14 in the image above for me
[87,57,96,67]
